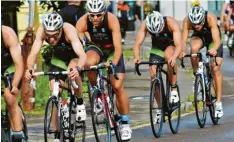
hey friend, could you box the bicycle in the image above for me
[86,61,123,142]
[135,60,181,138]
[30,69,86,142]
[227,31,234,57]
[181,53,219,128]
[1,72,28,142]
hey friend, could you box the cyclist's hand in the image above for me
[208,48,217,56]
[25,69,34,80]
[69,67,79,80]
[179,52,186,59]
[11,86,19,95]
[134,57,141,64]
[104,61,110,67]
[168,55,177,67]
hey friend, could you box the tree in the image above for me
[39,1,66,12]
[1,1,24,33]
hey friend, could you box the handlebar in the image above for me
[135,61,176,76]
[180,53,218,68]
[82,60,119,80]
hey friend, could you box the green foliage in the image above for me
[39,1,66,12]
[1,1,24,14]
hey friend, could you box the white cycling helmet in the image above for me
[146,11,164,34]
[43,13,63,31]
[188,5,205,24]
[86,0,106,13]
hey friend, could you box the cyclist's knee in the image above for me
[112,83,123,94]
[211,66,221,75]
[11,130,25,141]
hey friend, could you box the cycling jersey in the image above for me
[149,17,174,52]
[45,31,77,65]
[87,13,114,59]
[86,13,125,73]
[191,11,223,58]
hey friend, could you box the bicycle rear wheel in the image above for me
[194,74,207,128]
[150,79,164,138]
[44,96,60,142]
[91,90,109,142]
[168,85,181,134]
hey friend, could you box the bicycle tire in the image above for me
[91,90,109,142]
[208,80,219,125]
[168,85,181,134]
[194,74,207,128]
[150,79,164,138]
[18,104,28,141]
[44,96,59,142]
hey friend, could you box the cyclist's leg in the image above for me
[84,45,101,87]
[109,56,132,140]
[209,43,224,118]
[68,58,87,121]
[3,72,24,139]
[164,45,180,103]
[164,45,178,89]
[190,33,204,73]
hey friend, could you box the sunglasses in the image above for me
[89,13,104,18]
[45,32,60,39]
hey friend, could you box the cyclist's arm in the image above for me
[64,23,87,69]
[76,14,88,43]
[133,20,147,60]
[181,17,190,53]
[220,3,227,26]
[168,17,182,58]
[3,26,24,87]
[208,13,221,51]
[226,8,233,30]
[108,13,122,65]
[27,26,44,69]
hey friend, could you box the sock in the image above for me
[121,115,130,124]
[77,97,83,105]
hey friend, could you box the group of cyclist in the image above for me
[1,0,229,141]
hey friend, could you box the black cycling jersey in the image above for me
[87,13,113,47]
[149,17,174,51]
[1,28,13,73]
[58,5,86,27]
[45,31,77,64]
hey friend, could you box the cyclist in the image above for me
[58,0,86,27]
[1,25,24,141]
[133,11,182,118]
[25,13,87,141]
[76,0,132,140]
[180,5,224,118]
[226,2,234,31]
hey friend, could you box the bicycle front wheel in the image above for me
[194,74,207,128]
[168,84,181,134]
[18,104,28,141]
[150,79,164,138]
[91,90,109,142]
[208,81,219,125]
[44,96,59,142]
